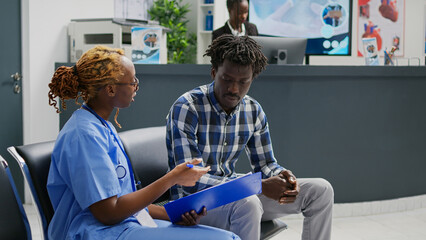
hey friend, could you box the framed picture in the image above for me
[132,27,162,64]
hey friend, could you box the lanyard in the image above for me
[82,104,137,192]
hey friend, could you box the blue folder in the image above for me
[164,172,262,223]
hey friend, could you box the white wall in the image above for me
[183,0,197,34]
[22,0,426,143]
[22,0,114,144]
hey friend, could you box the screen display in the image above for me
[249,0,352,56]
[250,36,307,64]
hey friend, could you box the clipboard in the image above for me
[164,172,262,223]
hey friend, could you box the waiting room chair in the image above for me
[0,155,32,239]
[119,126,170,204]
[118,126,287,240]
[260,219,288,240]
[8,141,56,240]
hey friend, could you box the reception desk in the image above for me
[57,63,426,203]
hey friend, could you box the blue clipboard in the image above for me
[164,172,262,223]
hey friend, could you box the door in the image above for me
[0,0,24,198]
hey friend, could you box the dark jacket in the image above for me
[212,21,258,41]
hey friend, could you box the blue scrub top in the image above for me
[47,109,139,239]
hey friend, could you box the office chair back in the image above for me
[8,140,55,240]
[118,126,170,203]
[0,155,32,239]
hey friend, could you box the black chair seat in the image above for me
[119,126,170,203]
[260,218,288,240]
[8,140,56,240]
[0,155,32,239]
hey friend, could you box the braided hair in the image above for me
[204,34,268,78]
[48,45,125,127]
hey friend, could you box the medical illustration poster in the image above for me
[358,0,405,57]
[131,27,162,64]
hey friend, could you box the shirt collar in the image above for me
[227,20,246,37]
[207,81,241,117]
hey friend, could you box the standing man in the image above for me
[212,0,258,41]
[166,35,334,240]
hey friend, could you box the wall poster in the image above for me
[357,0,405,57]
[131,27,162,64]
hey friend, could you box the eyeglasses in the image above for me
[115,77,140,91]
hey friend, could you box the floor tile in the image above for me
[270,207,426,240]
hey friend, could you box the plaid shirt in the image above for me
[166,82,284,200]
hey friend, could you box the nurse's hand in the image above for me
[175,207,207,226]
[171,158,210,187]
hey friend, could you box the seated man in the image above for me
[166,34,334,240]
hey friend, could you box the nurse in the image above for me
[47,46,240,240]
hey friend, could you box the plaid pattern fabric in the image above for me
[166,82,284,200]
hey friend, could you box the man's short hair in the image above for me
[204,34,268,78]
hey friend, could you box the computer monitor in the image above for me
[250,36,307,65]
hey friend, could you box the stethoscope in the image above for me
[82,104,137,192]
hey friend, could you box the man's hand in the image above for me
[277,170,299,205]
[262,170,299,204]
[175,207,207,226]
[262,172,292,201]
